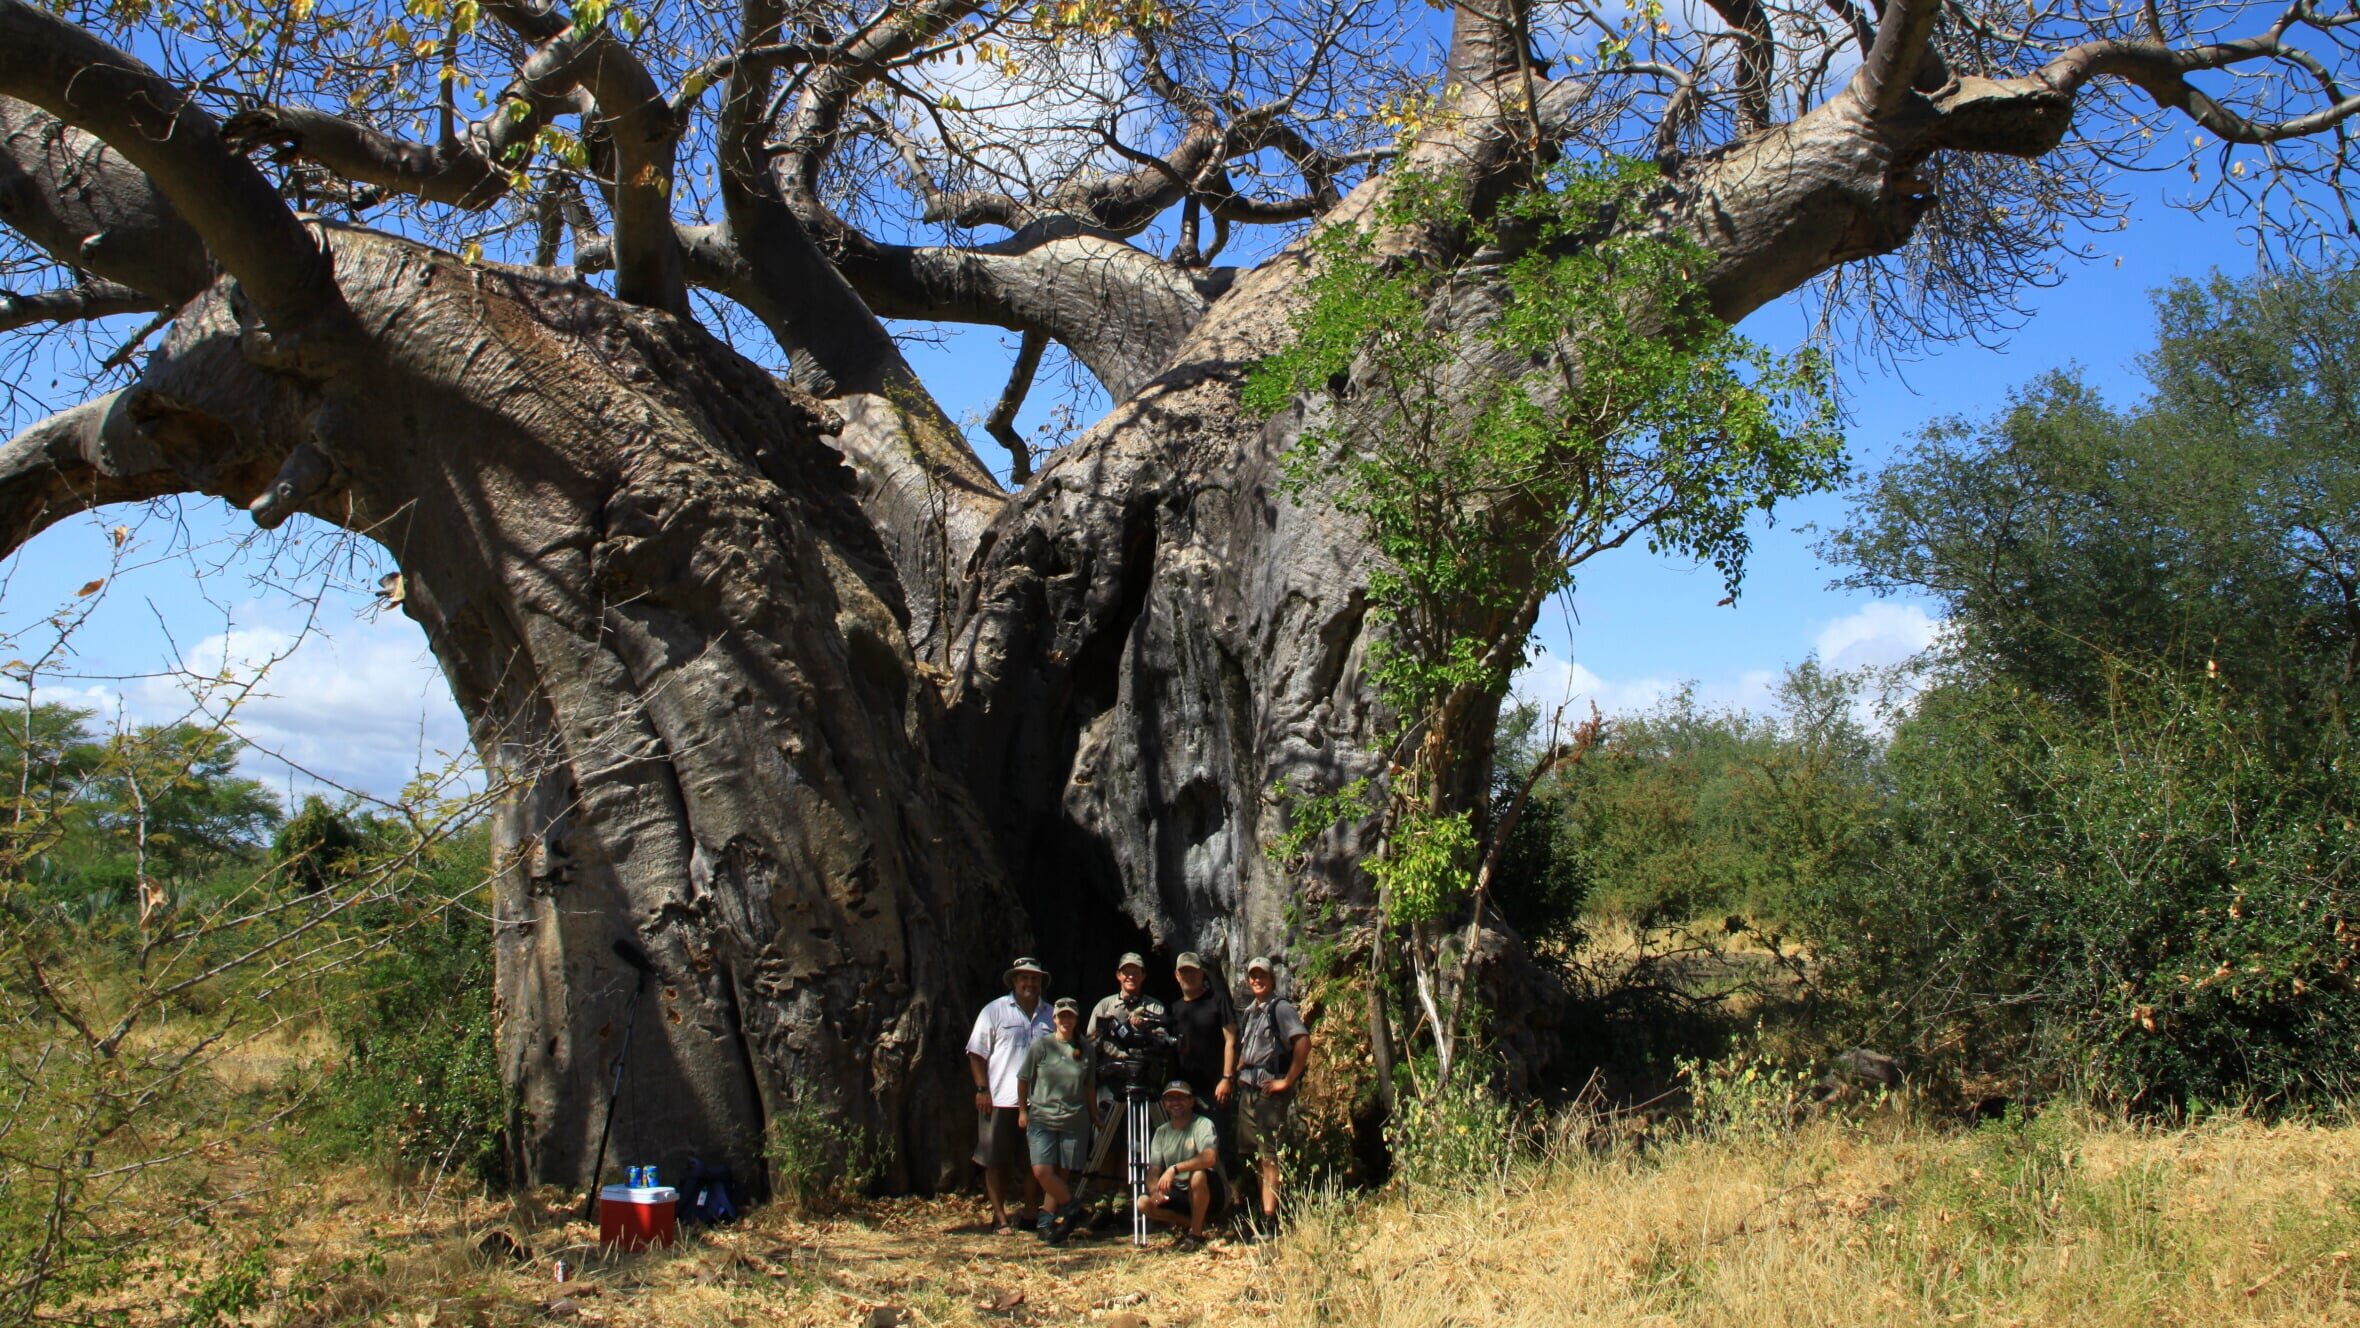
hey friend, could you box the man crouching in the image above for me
[1136,1079,1225,1249]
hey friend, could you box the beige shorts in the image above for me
[1235,1086,1297,1156]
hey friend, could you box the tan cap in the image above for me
[1174,951,1205,972]
[1116,951,1147,972]
[1245,956,1275,976]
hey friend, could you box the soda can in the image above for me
[626,1165,643,1187]
[642,1165,658,1189]
[553,1259,574,1283]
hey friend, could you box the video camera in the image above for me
[1098,1002,1174,1098]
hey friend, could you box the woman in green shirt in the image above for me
[1018,997,1099,1241]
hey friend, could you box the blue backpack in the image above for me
[675,1159,738,1225]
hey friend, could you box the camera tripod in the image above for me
[1078,1073,1160,1247]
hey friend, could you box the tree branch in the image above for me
[482,2,683,312]
[1855,0,1944,117]
[1447,0,1532,89]
[222,95,569,210]
[776,0,983,208]
[985,330,1045,483]
[223,7,686,312]
[0,394,193,556]
[2035,31,2360,144]
[0,279,159,333]
[1699,0,1776,135]
[0,3,346,339]
[845,226,1232,400]
[0,97,212,307]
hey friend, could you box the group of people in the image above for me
[964,949,1312,1248]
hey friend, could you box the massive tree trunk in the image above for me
[1,230,1022,1190]
[4,0,2330,1187]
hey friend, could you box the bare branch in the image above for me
[0,394,175,556]
[1856,0,1945,117]
[480,3,682,312]
[0,279,158,333]
[986,330,1046,483]
[224,8,686,311]
[776,0,984,207]
[0,98,211,306]
[2036,33,2360,145]
[0,6,343,337]
[1698,0,1776,134]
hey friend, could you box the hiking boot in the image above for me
[1034,1210,1058,1241]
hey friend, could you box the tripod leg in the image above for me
[1130,1097,1151,1248]
[1076,1101,1119,1204]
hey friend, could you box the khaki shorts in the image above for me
[1235,1086,1297,1156]
[973,1107,1030,1183]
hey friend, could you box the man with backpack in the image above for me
[1234,956,1311,1230]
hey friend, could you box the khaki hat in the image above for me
[1173,951,1205,972]
[1161,1080,1195,1099]
[1116,951,1147,972]
[1052,997,1081,1015]
[1245,956,1275,976]
[1005,956,1049,986]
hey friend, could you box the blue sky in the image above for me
[0,173,2242,799]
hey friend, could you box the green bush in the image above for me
[1675,1043,1815,1140]
[306,827,508,1182]
[1792,669,2360,1110]
[1384,1071,1523,1189]
[764,1099,889,1213]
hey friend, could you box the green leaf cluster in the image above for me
[1369,810,1478,926]
[1250,157,1845,722]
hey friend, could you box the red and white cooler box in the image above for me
[597,1184,678,1251]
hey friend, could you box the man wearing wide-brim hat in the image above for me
[966,956,1054,1234]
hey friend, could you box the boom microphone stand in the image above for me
[583,938,654,1221]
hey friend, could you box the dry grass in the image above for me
[1277,1111,2360,1327]
[80,1104,2358,1328]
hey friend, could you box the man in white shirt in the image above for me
[966,956,1054,1233]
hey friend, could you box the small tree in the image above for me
[1253,160,1844,1094]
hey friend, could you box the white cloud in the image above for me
[1813,602,1942,672]
[1510,645,1680,719]
[120,611,473,804]
[906,36,1146,200]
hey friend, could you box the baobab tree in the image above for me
[2,0,2354,1190]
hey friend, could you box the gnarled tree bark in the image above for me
[4,0,2351,1187]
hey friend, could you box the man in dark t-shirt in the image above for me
[1171,952,1238,1171]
